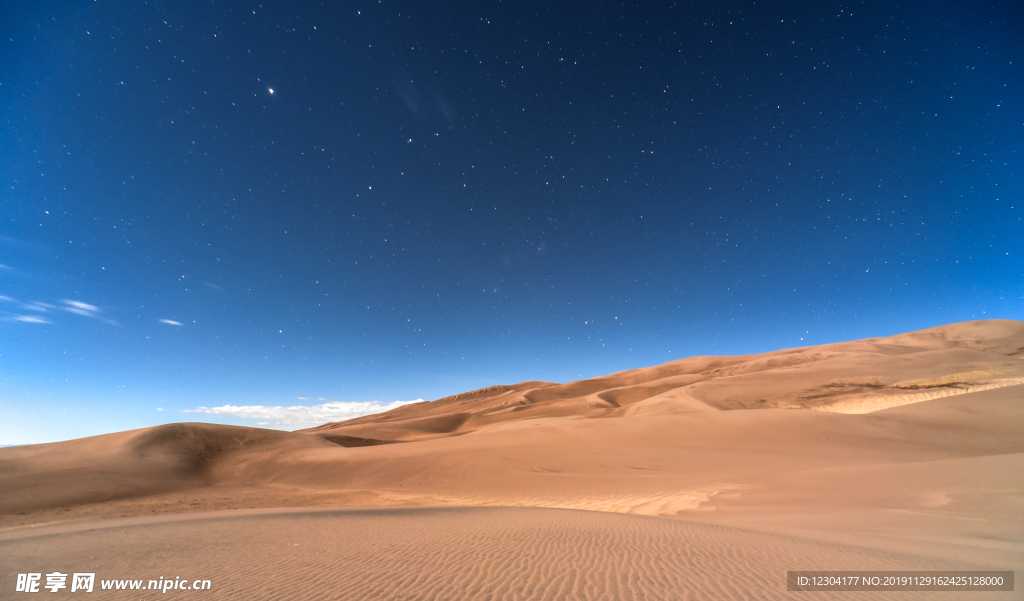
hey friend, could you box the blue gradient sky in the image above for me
[2,0,1022,444]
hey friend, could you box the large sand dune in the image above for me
[2,319,1022,598]
[309,319,1024,442]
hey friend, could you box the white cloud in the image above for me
[13,315,51,324]
[63,300,100,314]
[159,319,184,326]
[66,300,98,311]
[184,398,423,427]
[22,302,53,312]
[60,299,118,325]
[156,408,164,411]
[2,298,116,325]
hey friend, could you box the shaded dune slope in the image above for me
[0,424,337,515]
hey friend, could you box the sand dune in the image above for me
[307,318,1024,441]
[1,319,1022,598]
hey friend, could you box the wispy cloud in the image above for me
[1,296,53,323]
[2,297,117,325]
[184,399,423,427]
[22,302,53,312]
[159,319,184,326]
[60,299,118,325]
[12,315,51,324]
[62,300,101,317]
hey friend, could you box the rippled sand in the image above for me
[2,507,1015,601]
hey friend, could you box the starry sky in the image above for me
[2,0,1022,444]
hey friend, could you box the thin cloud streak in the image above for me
[159,319,184,326]
[63,300,100,313]
[1,297,118,325]
[22,302,53,312]
[60,299,118,325]
[12,315,51,324]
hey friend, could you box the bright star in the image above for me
[269,88,274,94]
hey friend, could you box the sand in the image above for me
[1,507,1015,600]
[1,319,1022,599]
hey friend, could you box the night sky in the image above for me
[2,1,1021,444]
